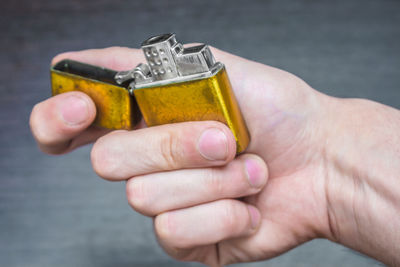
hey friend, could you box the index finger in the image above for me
[91,121,237,181]
[51,46,145,71]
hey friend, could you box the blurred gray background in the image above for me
[1,0,398,266]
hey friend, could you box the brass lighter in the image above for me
[51,33,250,153]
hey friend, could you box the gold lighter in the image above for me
[51,33,250,153]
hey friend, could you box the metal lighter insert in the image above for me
[51,33,250,153]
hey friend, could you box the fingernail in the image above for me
[245,158,264,188]
[247,205,261,229]
[59,96,89,125]
[198,128,228,161]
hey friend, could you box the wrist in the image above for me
[322,97,400,265]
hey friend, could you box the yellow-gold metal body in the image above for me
[133,67,249,153]
[51,60,140,130]
[50,33,250,153]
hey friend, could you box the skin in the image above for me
[30,46,400,266]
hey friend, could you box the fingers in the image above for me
[126,154,268,216]
[154,200,261,250]
[51,46,145,71]
[91,121,237,180]
[30,91,97,154]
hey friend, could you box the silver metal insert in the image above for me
[115,33,222,91]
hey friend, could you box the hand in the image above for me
[30,46,400,266]
[32,46,330,265]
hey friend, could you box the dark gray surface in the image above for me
[1,0,398,266]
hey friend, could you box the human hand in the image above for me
[30,46,400,266]
[29,46,335,265]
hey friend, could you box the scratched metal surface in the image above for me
[0,0,398,266]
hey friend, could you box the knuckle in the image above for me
[205,168,224,196]
[90,136,118,179]
[155,212,192,250]
[126,179,151,215]
[154,213,175,243]
[158,131,182,170]
[90,142,105,177]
